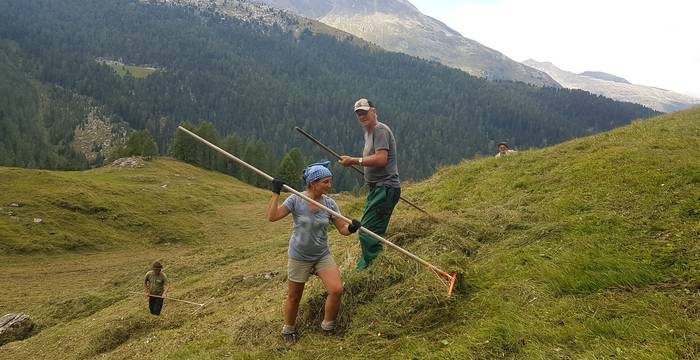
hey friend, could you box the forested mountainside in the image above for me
[0,41,94,170]
[0,0,658,190]
[255,0,561,87]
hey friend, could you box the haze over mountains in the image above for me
[252,0,561,87]
[524,60,699,113]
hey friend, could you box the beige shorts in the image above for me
[287,255,337,283]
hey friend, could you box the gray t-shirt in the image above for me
[363,122,400,187]
[283,194,340,262]
[144,271,168,295]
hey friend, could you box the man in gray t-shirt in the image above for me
[362,122,400,187]
[339,98,401,269]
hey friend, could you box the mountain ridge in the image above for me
[578,71,630,84]
[525,59,699,112]
[252,0,561,87]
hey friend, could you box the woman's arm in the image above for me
[267,193,290,222]
[333,216,361,236]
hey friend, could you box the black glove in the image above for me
[271,178,285,195]
[348,219,361,234]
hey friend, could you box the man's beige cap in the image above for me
[353,98,374,112]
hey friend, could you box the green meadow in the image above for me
[106,63,157,79]
[1,108,698,359]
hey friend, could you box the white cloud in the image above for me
[418,0,700,98]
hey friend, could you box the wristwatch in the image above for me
[358,157,363,165]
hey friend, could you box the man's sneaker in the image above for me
[282,332,298,346]
[322,328,335,337]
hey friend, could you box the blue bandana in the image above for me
[303,161,332,186]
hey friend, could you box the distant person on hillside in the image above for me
[338,98,401,270]
[144,261,170,316]
[495,142,517,157]
[267,162,361,345]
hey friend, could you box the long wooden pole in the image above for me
[177,126,456,289]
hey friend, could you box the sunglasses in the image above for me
[355,110,369,117]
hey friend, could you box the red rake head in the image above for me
[438,271,459,297]
[447,272,458,297]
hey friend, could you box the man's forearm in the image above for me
[359,151,388,167]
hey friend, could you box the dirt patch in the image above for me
[110,157,146,169]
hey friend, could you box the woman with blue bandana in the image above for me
[267,161,361,345]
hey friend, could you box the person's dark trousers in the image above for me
[356,185,401,269]
[149,296,164,315]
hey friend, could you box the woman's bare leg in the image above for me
[285,281,305,326]
[316,267,343,322]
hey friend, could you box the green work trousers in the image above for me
[357,185,401,269]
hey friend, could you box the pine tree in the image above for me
[124,129,159,159]
[169,121,198,164]
[221,134,243,178]
[194,122,220,169]
[277,148,305,190]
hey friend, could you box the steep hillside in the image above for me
[154,0,375,46]
[525,59,700,113]
[579,71,631,84]
[1,109,698,358]
[255,0,561,87]
[0,41,116,170]
[0,158,266,254]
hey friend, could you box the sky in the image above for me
[409,0,700,98]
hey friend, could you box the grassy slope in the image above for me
[0,159,263,253]
[106,63,156,79]
[1,109,699,359]
[405,108,700,359]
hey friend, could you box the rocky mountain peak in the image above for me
[579,71,631,84]
[252,0,560,87]
[523,59,699,113]
[256,0,421,17]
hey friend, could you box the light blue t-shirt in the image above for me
[283,194,340,262]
